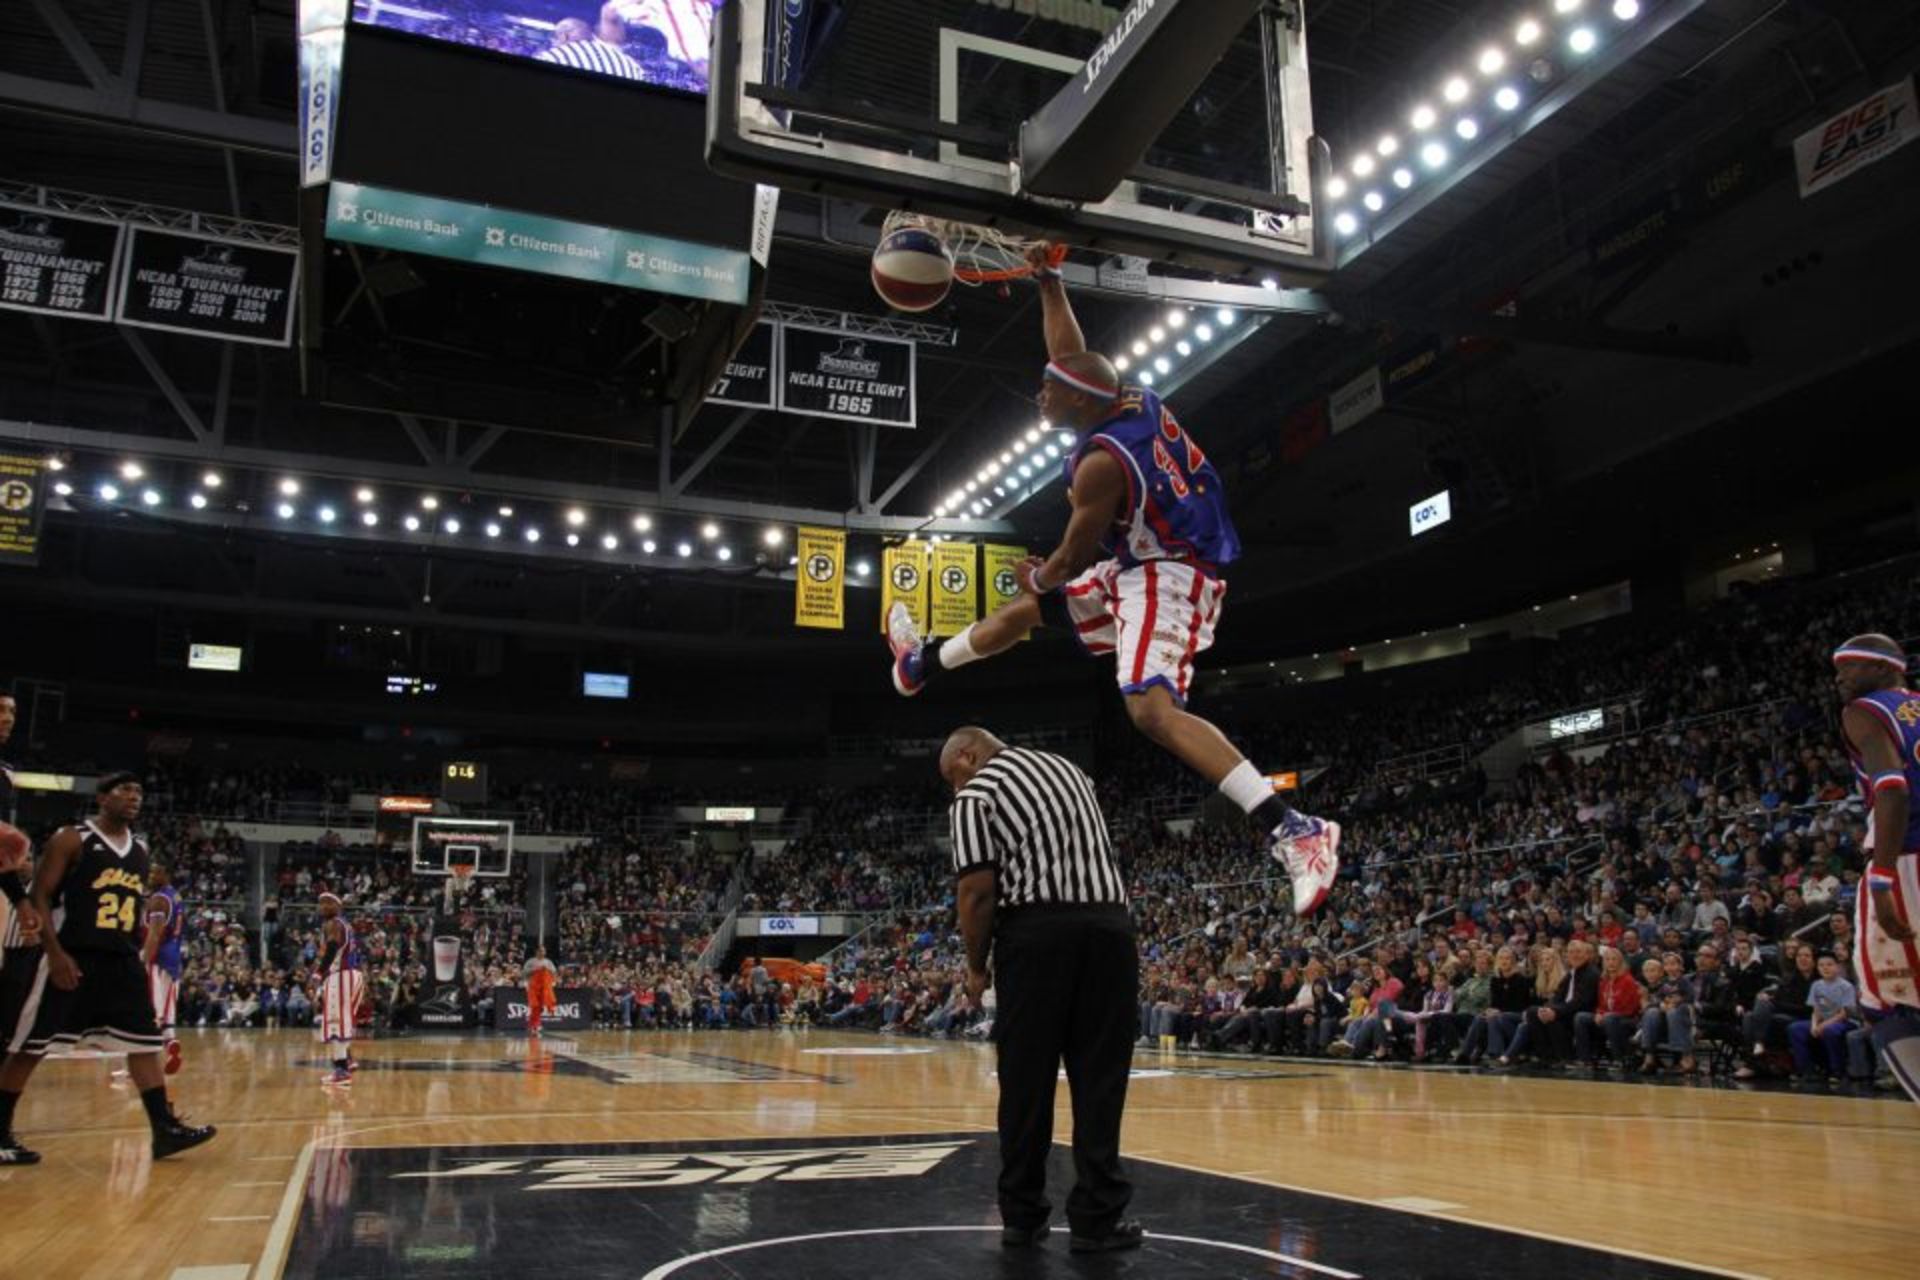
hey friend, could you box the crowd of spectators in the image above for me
[26,556,1914,1095]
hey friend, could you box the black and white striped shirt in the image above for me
[537,39,648,80]
[949,747,1126,907]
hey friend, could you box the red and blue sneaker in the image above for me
[887,602,927,696]
[1270,812,1341,915]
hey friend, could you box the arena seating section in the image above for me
[33,560,1915,1086]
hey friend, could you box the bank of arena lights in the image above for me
[1326,2,1647,244]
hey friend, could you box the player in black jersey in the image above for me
[0,772,214,1165]
[0,691,32,924]
[0,689,47,1164]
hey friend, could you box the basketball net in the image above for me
[445,863,475,910]
[881,211,1067,285]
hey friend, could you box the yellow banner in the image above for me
[793,526,845,630]
[881,540,930,635]
[928,541,978,637]
[982,544,1028,612]
[980,543,1029,644]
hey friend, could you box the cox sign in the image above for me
[1408,489,1452,537]
[760,916,821,936]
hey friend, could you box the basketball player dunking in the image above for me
[1834,633,1920,1104]
[317,892,364,1087]
[0,773,214,1164]
[887,254,1340,914]
[141,862,185,1076]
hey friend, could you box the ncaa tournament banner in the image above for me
[981,544,1028,642]
[928,540,978,638]
[709,320,776,409]
[326,182,751,305]
[115,227,299,347]
[1794,78,1916,199]
[778,325,916,428]
[0,452,49,566]
[0,203,125,323]
[493,986,590,1032]
[881,541,930,636]
[794,526,846,630]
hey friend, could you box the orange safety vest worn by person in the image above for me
[523,946,559,1035]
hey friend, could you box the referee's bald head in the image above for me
[940,726,1005,792]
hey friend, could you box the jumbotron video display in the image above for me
[351,0,717,94]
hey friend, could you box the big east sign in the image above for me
[1794,79,1917,198]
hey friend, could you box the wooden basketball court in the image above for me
[1,1028,1912,1279]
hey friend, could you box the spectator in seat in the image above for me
[1691,944,1739,1049]
[1787,953,1859,1082]
[1690,888,1730,941]
[1449,950,1493,1053]
[1405,969,1455,1062]
[1737,944,1817,1080]
[1209,968,1277,1051]
[1637,953,1696,1074]
[1284,962,1341,1055]
[1501,940,1596,1067]
[1578,946,1643,1066]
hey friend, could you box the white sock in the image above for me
[1218,760,1271,815]
[937,624,984,669]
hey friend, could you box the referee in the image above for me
[943,726,1142,1253]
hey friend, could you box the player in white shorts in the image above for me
[1833,634,1920,1105]
[886,251,1338,914]
[316,893,364,1087]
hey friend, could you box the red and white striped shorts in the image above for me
[320,969,365,1043]
[148,966,178,1036]
[1857,852,1920,1011]
[1063,559,1225,704]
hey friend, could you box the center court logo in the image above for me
[391,1143,965,1191]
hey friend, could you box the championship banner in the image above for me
[928,540,978,638]
[881,541,930,635]
[0,203,125,323]
[0,452,49,566]
[325,182,751,305]
[709,320,776,409]
[1794,78,1917,199]
[115,227,299,347]
[982,543,1027,613]
[793,525,845,630]
[778,324,916,428]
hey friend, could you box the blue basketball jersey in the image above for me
[326,919,361,974]
[1847,687,1920,851]
[1064,385,1241,573]
[152,884,184,978]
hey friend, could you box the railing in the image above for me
[1368,741,1469,786]
[695,856,752,971]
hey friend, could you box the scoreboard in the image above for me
[441,760,489,805]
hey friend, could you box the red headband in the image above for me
[1831,646,1906,669]
[1044,360,1118,400]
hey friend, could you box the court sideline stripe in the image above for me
[253,1136,315,1280]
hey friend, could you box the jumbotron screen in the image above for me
[350,0,717,95]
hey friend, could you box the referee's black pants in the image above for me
[992,903,1139,1237]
